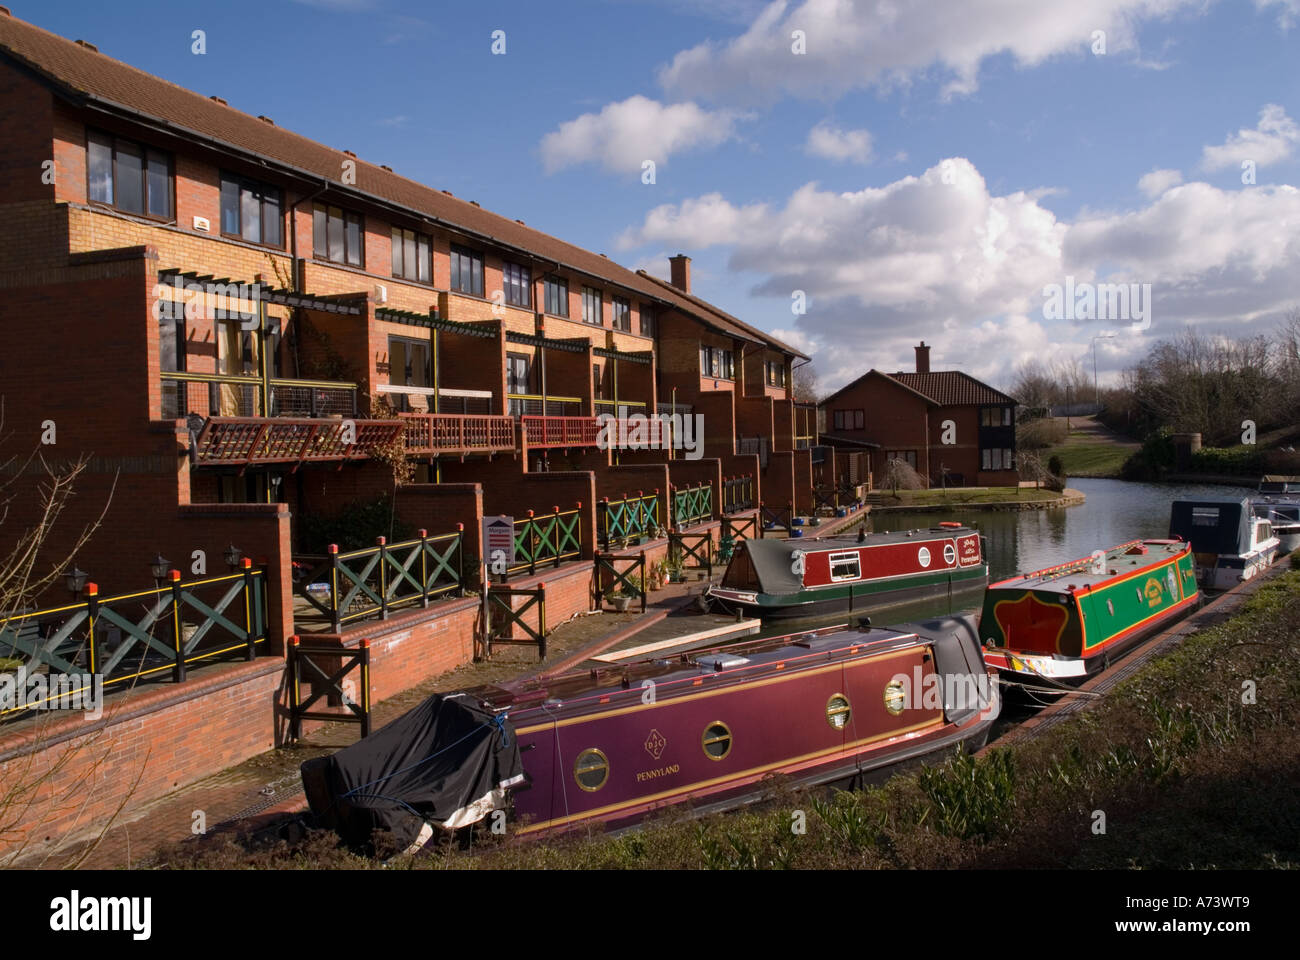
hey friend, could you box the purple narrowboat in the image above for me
[302,615,999,849]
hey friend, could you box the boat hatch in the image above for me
[792,634,857,650]
[695,653,749,670]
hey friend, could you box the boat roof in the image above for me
[736,525,977,594]
[989,539,1188,595]
[463,622,926,718]
[1168,498,1256,556]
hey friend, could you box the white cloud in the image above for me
[1137,168,1183,197]
[1256,0,1300,29]
[620,158,1300,392]
[1201,104,1300,171]
[804,122,873,164]
[539,96,743,174]
[658,0,1206,104]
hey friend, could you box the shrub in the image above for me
[296,493,415,554]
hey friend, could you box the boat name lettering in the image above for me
[636,763,681,783]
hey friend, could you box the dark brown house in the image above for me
[819,342,1018,487]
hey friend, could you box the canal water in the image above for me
[753,478,1254,637]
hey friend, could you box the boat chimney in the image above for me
[915,341,931,374]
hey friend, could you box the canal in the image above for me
[754,477,1255,637]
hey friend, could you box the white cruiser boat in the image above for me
[1169,498,1279,591]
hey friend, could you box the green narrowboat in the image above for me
[980,539,1200,683]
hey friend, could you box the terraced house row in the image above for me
[0,9,860,844]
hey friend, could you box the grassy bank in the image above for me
[872,486,1064,506]
[161,570,1300,870]
[1037,416,1139,478]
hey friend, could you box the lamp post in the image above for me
[1092,332,1117,408]
[150,553,170,589]
[65,567,88,599]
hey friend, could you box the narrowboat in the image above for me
[1168,498,1280,590]
[301,616,999,848]
[703,523,988,621]
[980,539,1200,684]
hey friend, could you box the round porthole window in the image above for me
[702,722,732,760]
[574,748,609,792]
[884,680,907,716]
[826,693,852,730]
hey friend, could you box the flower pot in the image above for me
[608,596,633,612]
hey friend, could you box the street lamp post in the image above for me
[1092,332,1117,408]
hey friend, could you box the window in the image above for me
[593,363,603,400]
[828,551,861,582]
[574,748,609,791]
[312,203,363,266]
[391,227,431,283]
[982,448,1016,470]
[838,409,863,429]
[506,353,530,396]
[611,296,631,331]
[220,173,282,246]
[699,346,735,380]
[833,410,844,430]
[826,694,852,730]
[854,409,864,429]
[640,304,656,338]
[767,361,786,387]
[1191,507,1220,526]
[544,276,568,316]
[582,286,602,325]
[503,261,531,308]
[981,407,1013,427]
[886,450,918,469]
[450,244,484,296]
[87,130,173,219]
[702,722,732,760]
[388,337,431,412]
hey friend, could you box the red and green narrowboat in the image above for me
[301,616,999,847]
[980,539,1200,683]
[704,523,988,621]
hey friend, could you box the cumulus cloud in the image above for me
[1201,104,1300,171]
[658,0,1205,104]
[620,157,1300,391]
[539,96,743,174]
[805,122,873,163]
[1137,168,1183,197]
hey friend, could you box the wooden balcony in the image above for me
[521,416,601,448]
[400,412,516,455]
[191,417,404,467]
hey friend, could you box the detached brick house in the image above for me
[819,342,1019,487]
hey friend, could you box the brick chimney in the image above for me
[669,254,692,293]
[915,341,930,374]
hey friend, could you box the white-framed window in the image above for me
[982,448,1016,470]
[828,551,861,582]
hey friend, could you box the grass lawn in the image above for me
[1042,439,1134,477]
[875,486,1063,505]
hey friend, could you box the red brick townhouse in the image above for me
[0,10,818,635]
[819,342,1019,487]
[637,256,822,521]
[0,9,819,851]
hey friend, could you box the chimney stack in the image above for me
[915,341,930,374]
[669,254,692,293]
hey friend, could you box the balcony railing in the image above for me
[723,475,754,513]
[400,413,515,455]
[599,491,660,548]
[593,399,647,415]
[521,416,601,448]
[508,393,582,417]
[162,372,357,419]
[672,482,714,528]
[191,417,405,466]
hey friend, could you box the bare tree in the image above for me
[881,457,926,496]
[792,360,818,403]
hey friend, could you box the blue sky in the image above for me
[25,0,1300,393]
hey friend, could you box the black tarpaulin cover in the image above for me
[300,693,523,850]
[1168,498,1251,556]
